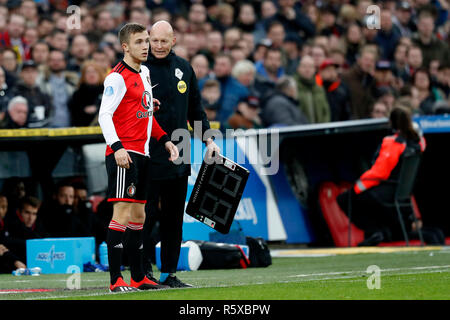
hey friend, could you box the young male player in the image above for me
[98,23,179,292]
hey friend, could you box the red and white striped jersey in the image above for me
[99,60,167,157]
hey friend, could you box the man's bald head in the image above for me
[150,20,174,37]
[149,20,176,59]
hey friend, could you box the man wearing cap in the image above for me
[393,1,415,37]
[317,59,351,122]
[10,60,52,128]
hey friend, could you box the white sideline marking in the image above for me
[28,264,450,300]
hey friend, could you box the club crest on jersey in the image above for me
[137,91,154,118]
[141,91,152,110]
[127,183,136,197]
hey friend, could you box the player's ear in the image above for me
[122,42,129,53]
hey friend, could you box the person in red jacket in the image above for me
[337,106,427,246]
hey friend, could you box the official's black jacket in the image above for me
[144,51,211,180]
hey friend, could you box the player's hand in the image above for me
[153,98,161,112]
[206,138,220,159]
[114,148,132,169]
[165,141,179,162]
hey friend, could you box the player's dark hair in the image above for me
[19,196,41,211]
[118,23,147,45]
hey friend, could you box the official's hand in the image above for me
[205,138,220,159]
[165,141,179,162]
[153,98,161,112]
[114,148,132,169]
[0,244,9,256]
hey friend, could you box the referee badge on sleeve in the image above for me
[177,80,187,94]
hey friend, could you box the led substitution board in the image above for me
[186,153,250,234]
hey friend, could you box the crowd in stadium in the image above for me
[0,0,448,131]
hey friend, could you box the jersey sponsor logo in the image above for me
[136,110,153,118]
[104,86,114,96]
[141,90,152,110]
[177,80,187,94]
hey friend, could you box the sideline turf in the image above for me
[0,249,448,300]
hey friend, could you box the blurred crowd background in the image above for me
[0,0,449,131]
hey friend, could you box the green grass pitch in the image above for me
[0,247,448,300]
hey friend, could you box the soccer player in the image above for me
[98,23,179,292]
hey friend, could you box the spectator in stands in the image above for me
[270,0,316,42]
[342,46,378,119]
[1,47,19,75]
[30,41,50,69]
[68,60,105,127]
[283,34,302,76]
[412,10,450,68]
[295,55,330,123]
[370,101,389,118]
[255,46,285,84]
[412,67,446,115]
[191,54,210,81]
[265,21,286,50]
[39,181,92,238]
[223,28,242,52]
[0,96,28,129]
[225,95,263,130]
[11,60,52,128]
[393,1,416,38]
[311,44,327,73]
[2,13,26,61]
[200,53,249,124]
[436,63,450,99]
[201,79,221,122]
[67,34,91,75]
[5,196,46,261]
[200,30,223,68]
[392,43,409,83]
[37,50,78,128]
[406,45,423,80]
[187,3,208,33]
[341,23,364,66]
[375,8,401,60]
[261,75,308,127]
[47,29,69,52]
[317,59,352,122]
[236,2,257,34]
[1,177,26,221]
[0,66,13,120]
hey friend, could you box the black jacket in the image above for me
[69,83,103,126]
[144,51,211,180]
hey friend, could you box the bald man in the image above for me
[144,21,220,288]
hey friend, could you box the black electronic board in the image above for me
[186,153,250,234]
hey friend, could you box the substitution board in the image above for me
[186,153,250,234]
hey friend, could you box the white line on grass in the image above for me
[30,265,450,300]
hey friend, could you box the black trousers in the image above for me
[143,176,188,274]
[337,186,412,241]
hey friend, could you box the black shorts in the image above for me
[105,152,149,203]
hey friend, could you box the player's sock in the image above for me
[107,220,126,285]
[127,221,145,282]
[159,272,170,283]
